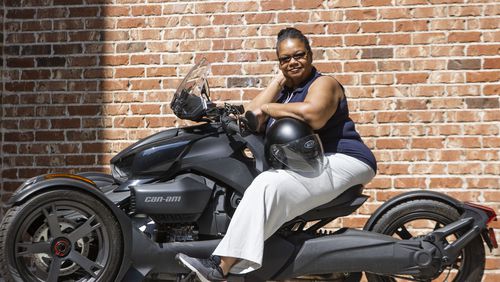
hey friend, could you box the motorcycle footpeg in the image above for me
[178,271,197,282]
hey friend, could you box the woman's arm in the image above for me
[261,76,344,130]
[244,72,289,132]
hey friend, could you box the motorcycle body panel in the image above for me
[111,124,209,179]
[178,133,258,193]
[111,122,257,193]
[9,175,111,206]
[130,174,212,221]
[111,127,180,164]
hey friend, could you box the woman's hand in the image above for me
[249,107,269,133]
[271,70,290,89]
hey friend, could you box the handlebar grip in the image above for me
[225,119,241,134]
[244,111,259,132]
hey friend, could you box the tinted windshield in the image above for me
[170,59,211,121]
[172,59,210,103]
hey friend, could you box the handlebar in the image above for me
[218,104,269,172]
[223,117,242,134]
[218,103,259,136]
[222,112,259,135]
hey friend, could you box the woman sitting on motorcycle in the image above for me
[177,27,377,281]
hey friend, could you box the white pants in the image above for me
[212,153,376,274]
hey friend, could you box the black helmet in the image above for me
[265,118,326,173]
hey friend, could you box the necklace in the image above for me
[283,91,295,104]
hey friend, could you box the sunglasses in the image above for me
[278,51,308,65]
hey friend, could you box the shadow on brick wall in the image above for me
[1,4,4,220]
[1,1,115,220]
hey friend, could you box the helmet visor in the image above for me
[270,134,326,173]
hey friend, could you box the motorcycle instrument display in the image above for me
[0,59,497,282]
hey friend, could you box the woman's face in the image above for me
[277,38,313,86]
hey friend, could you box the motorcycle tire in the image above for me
[0,189,123,282]
[365,199,485,282]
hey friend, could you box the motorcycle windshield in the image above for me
[170,59,211,121]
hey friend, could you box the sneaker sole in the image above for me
[177,255,211,282]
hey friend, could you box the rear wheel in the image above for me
[366,199,485,282]
[0,189,123,282]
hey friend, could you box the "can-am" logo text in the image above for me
[144,196,182,203]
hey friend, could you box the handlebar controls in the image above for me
[225,118,241,134]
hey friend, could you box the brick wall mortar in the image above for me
[1,0,499,278]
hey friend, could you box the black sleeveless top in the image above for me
[266,68,377,172]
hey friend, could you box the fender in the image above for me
[364,190,463,231]
[6,173,134,282]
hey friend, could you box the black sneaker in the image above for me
[176,253,226,282]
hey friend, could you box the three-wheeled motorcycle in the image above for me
[0,59,497,282]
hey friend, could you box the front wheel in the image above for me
[0,189,123,282]
[366,199,485,282]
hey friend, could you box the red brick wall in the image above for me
[1,0,499,279]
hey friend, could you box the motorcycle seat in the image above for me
[317,184,364,209]
[298,184,366,221]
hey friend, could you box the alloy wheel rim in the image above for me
[13,201,111,281]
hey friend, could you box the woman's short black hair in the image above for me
[276,27,312,55]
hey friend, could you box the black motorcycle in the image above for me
[0,59,497,282]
